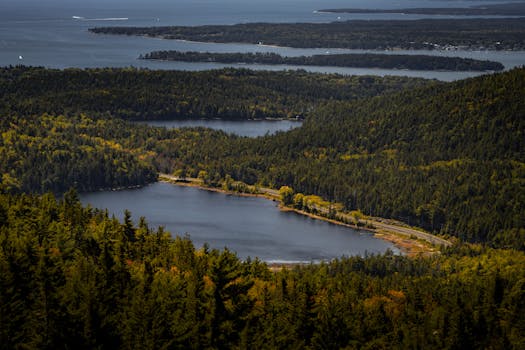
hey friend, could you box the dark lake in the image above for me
[136,119,302,137]
[80,182,399,262]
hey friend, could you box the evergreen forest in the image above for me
[1,66,522,248]
[0,64,524,348]
[0,192,524,349]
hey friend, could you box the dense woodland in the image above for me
[0,114,156,194]
[90,18,525,50]
[142,51,504,72]
[0,66,523,249]
[0,63,524,349]
[168,68,524,249]
[0,66,428,121]
[1,4,524,347]
[0,192,524,349]
[0,66,427,193]
[319,2,525,16]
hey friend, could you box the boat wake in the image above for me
[72,16,128,21]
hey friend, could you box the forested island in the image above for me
[90,18,525,50]
[141,50,504,71]
[318,2,525,16]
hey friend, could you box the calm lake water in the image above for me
[136,119,302,137]
[2,0,524,81]
[80,182,398,262]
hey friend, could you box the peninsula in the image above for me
[90,18,525,50]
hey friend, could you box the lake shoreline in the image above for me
[159,174,449,257]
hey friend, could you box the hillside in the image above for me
[0,66,428,121]
[0,191,524,348]
[150,68,525,248]
[0,66,523,248]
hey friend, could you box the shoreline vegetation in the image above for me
[89,18,525,50]
[2,191,524,349]
[158,174,452,257]
[140,50,504,72]
[318,2,525,16]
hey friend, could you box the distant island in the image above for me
[318,2,525,16]
[89,18,525,51]
[141,50,504,71]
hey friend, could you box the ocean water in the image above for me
[3,0,512,25]
[1,0,524,80]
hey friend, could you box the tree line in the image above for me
[0,191,523,349]
[0,114,156,194]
